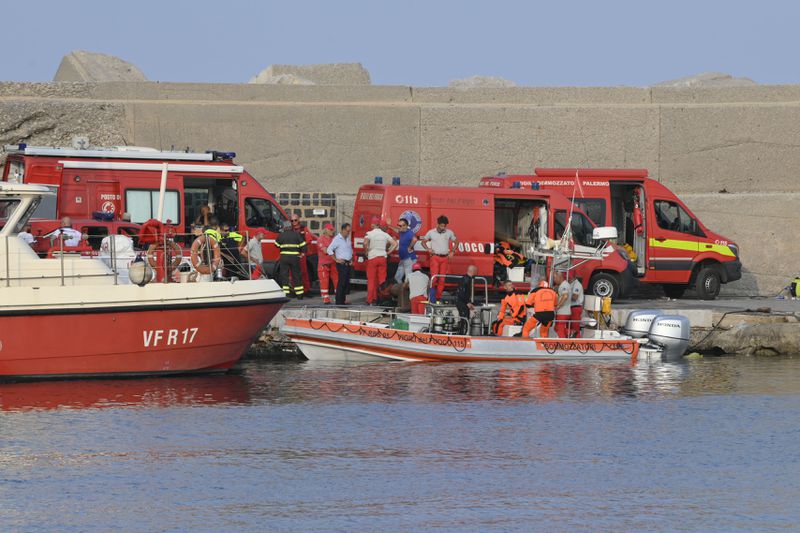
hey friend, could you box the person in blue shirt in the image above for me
[387,217,418,284]
[327,223,353,305]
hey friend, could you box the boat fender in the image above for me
[190,235,221,275]
[129,255,153,286]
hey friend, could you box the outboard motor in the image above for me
[648,315,691,361]
[623,310,663,338]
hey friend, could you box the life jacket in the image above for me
[526,287,557,312]
[500,292,527,319]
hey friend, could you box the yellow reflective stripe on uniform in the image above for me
[280,251,301,255]
[277,243,303,248]
[649,238,734,257]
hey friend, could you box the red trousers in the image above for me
[366,256,387,304]
[318,262,339,302]
[429,255,450,300]
[569,306,583,337]
[411,295,427,314]
[555,313,571,338]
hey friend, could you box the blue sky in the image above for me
[2,0,797,86]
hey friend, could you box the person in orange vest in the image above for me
[316,223,339,304]
[492,280,527,335]
[521,280,558,338]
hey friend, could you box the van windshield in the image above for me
[554,210,597,247]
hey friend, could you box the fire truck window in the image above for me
[245,198,285,232]
[574,199,606,226]
[81,226,109,250]
[125,190,180,224]
[654,200,701,235]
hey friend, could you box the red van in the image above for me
[479,168,742,299]
[351,179,633,297]
[2,144,295,266]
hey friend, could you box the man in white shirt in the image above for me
[407,263,430,314]
[363,216,398,305]
[554,271,572,338]
[421,215,458,302]
[47,217,85,248]
[569,276,585,338]
[18,223,36,246]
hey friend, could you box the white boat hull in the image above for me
[282,316,643,363]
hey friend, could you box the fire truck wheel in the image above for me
[589,272,620,300]
[662,284,687,299]
[695,266,721,300]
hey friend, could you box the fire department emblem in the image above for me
[101,201,116,213]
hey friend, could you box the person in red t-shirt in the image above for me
[316,223,339,304]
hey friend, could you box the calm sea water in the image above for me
[2,356,800,532]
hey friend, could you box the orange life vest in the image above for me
[499,293,527,319]
[526,287,557,312]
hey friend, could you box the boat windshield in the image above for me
[0,197,42,234]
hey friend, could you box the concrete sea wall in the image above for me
[2,81,799,296]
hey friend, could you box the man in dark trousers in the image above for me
[327,223,353,305]
[275,220,306,299]
[455,264,478,334]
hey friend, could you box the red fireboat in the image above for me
[0,184,286,380]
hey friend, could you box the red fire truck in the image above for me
[1,144,293,266]
[351,178,634,297]
[478,168,742,299]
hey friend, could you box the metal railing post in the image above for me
[111,232,118,285]
[4,236,9,287]
[59,233,65,286]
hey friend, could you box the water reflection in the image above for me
[2,355,799,412]
[0,373,251,412]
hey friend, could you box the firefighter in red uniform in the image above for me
[290,214,315,294]
[521,280,558,338]
[492,280,527,335]
[316,223,339,304]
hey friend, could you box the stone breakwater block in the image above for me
[249,63,371,85]
[53,50,148,82]
[448,76,517,89]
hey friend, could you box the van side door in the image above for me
[648,198,702,282]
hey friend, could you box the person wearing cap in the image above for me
[421,215,458,302]
[407,263,429,314]
[316,223,339,304]
[363,216,398,305]
[522,279,558,338]
[386,216,418,284]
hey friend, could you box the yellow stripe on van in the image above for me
[649,238,735,257]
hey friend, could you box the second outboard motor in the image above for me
[648,315,691,361]
[623,309,662,338]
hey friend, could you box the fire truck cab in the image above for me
[352,179,633,297]
[479,169,742,299]
[1,144,291,264]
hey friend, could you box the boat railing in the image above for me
[1,229,263,287]
[429,274,491,303]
